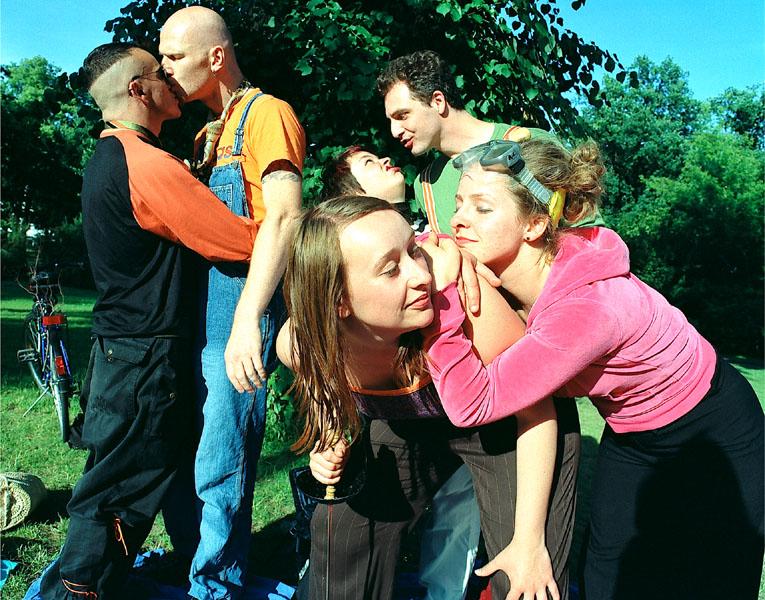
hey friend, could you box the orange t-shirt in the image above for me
[194,88,306,225]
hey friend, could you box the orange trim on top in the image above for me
[502,125,520,140]
[351,374,433,396]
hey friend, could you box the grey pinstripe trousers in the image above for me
[305,399,580,600]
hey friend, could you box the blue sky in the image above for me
[1,0,763,100]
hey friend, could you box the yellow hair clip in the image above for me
[549,190,566,229]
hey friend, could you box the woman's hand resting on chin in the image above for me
[418,233,462,292]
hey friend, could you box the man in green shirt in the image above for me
[376,50,603,233]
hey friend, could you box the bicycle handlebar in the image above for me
[30,272,56,285]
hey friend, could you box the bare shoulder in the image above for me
[276,319,296,369]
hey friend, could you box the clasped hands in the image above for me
[417,232,500,314]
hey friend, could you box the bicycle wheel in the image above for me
[23,315,46,393]
[49,342,71,443]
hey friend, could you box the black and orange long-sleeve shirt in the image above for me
[82,128,257,338]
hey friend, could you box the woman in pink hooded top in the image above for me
[420,137,763,600]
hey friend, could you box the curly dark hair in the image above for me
[376,50,465,110]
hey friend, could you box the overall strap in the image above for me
[232,92,264,157]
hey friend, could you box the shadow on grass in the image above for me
[728,356,765,369]
[247,513,303,585]
[258,446,303,479]
[27,488,73,525]
[1,536,27,561]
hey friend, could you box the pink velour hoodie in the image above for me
[425,227,716,433]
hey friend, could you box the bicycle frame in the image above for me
[40,312,73,385]
[18,273,75,442]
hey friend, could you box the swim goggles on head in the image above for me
[453,139,565,228]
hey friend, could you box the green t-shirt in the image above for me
[413,123,513,233]
[412,124,604,232]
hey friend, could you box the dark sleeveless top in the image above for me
[351,377,447,420]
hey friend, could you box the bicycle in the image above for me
[16,268,76,443]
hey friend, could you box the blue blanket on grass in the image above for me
[23,550,295,600]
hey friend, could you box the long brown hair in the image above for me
[286,196,427,453]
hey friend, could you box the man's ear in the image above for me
[209,45,225,75]
[127,79,147,102]
[430,90,448,116]
[523,214,549,243]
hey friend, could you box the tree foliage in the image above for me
[579,56,704,211]
[105,0,629,198]
[1,57,96,279]
[615,133,764,354]
[710,85,765,150]
[1,57,95,230]
[583,57,764,355]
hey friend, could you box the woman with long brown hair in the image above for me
[278,195,580,600]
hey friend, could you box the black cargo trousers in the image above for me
[41,336,193,599]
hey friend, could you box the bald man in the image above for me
[38,43,260,599]
[159,8,305,598]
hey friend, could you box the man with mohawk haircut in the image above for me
[39,41,257,599]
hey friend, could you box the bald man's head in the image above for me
[163,6,233,49]
[159,6,242,109]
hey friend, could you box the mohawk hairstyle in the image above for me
[81,42,139,90]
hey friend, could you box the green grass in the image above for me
[1,281,763,598]
[0,282,306,598]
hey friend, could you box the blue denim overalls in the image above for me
[189,92,287,599]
